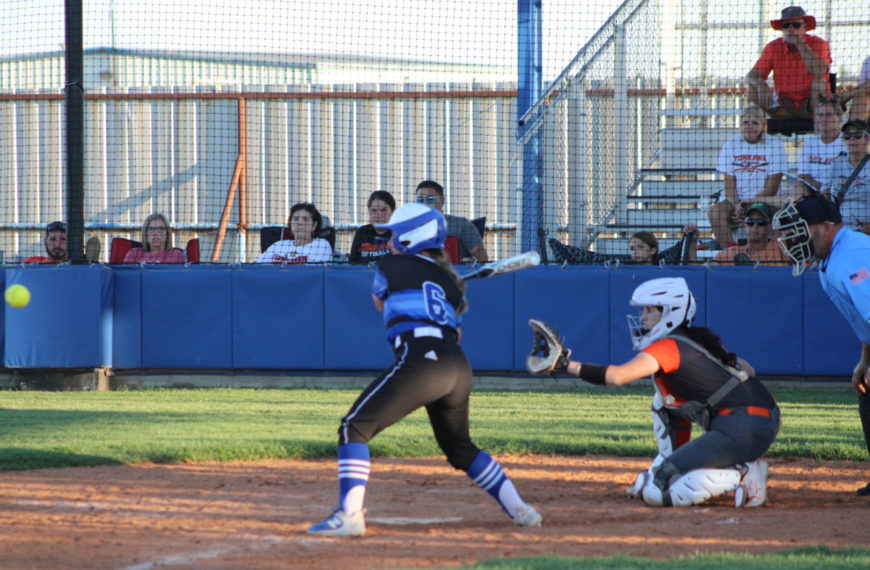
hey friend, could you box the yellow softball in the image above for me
[5,284,31,309]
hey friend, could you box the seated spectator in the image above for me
[550,224,698,265]
[123,213,185,264]
[22,221,67,264]
[349,190,396,264]
[796,98,846,193]
[714,202,788,265]
[746,6,831,120]
[414,180,488,263]
[628,231,658,263]
[256,202,333,264]
[708,105,787,249]
[629,226,699,264]
[821,120,870,234]
[837,55,870,123]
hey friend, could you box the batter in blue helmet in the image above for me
[308,203,542,537]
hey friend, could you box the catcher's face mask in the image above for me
[772,202,813,276]
[627,306,661,346]
[640,306,662,329]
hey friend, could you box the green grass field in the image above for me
[0,385,864,469]
[0,385,866,568]
[466,547,870,569]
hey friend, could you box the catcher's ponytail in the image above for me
[427,249,469,316]
[675,325,736,367]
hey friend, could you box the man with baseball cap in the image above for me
[714,202,788,265]
[821,119,870,234]
[772,194,870,501]
[21,221,102,264]
[746,6,831,120]
[22,221,67,264]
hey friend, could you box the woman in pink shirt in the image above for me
[123,213,185,264]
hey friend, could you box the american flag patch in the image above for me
[850,267,870,285]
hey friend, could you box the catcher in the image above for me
[527,276,780,508]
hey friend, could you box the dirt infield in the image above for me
[0,455,866,569]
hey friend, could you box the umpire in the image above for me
[773,194,870,501]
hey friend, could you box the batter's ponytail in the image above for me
[428,249,469,316]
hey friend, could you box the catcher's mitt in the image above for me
[526,319,571,375]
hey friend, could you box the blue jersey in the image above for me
[372,254,463,342]
[819,227,870,344]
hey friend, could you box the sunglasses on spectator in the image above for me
[843,131,867,140]
[781,21,804,29]
[416,196,437,204]
[744,219,769,227]
[46,221,66,232]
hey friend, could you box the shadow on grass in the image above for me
[0,448,123,471]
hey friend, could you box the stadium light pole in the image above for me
[518,0,543,254]
[65,0,86,262]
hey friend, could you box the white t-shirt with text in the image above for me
[255,238,333,264]
[797,135,846,186]
[717,135,787,202]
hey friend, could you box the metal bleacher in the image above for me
[592,122,738,256]
[592,110,808,258]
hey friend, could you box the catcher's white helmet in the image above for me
[627,277,696,350]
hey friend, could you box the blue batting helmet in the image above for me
[377,203,447,255]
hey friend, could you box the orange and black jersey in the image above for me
[642,337,776,411]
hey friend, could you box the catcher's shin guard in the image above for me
[626,453,665,498]
[640,468,742,507]
[651,389,691,457]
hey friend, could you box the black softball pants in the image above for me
[338,336,480,470]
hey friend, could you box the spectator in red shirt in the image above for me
[746,6,831,120]
[22,221,67,264]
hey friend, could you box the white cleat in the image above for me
[736,460,768,508]
[307,507,366,537]
[512,503,542,527]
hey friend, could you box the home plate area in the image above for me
[0,455,865,569]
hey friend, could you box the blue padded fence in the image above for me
[0,264,860,377]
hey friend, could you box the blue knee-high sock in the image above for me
[465,450,523,518]
[338,443,370,514]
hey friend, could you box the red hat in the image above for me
[771,6,816,31]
